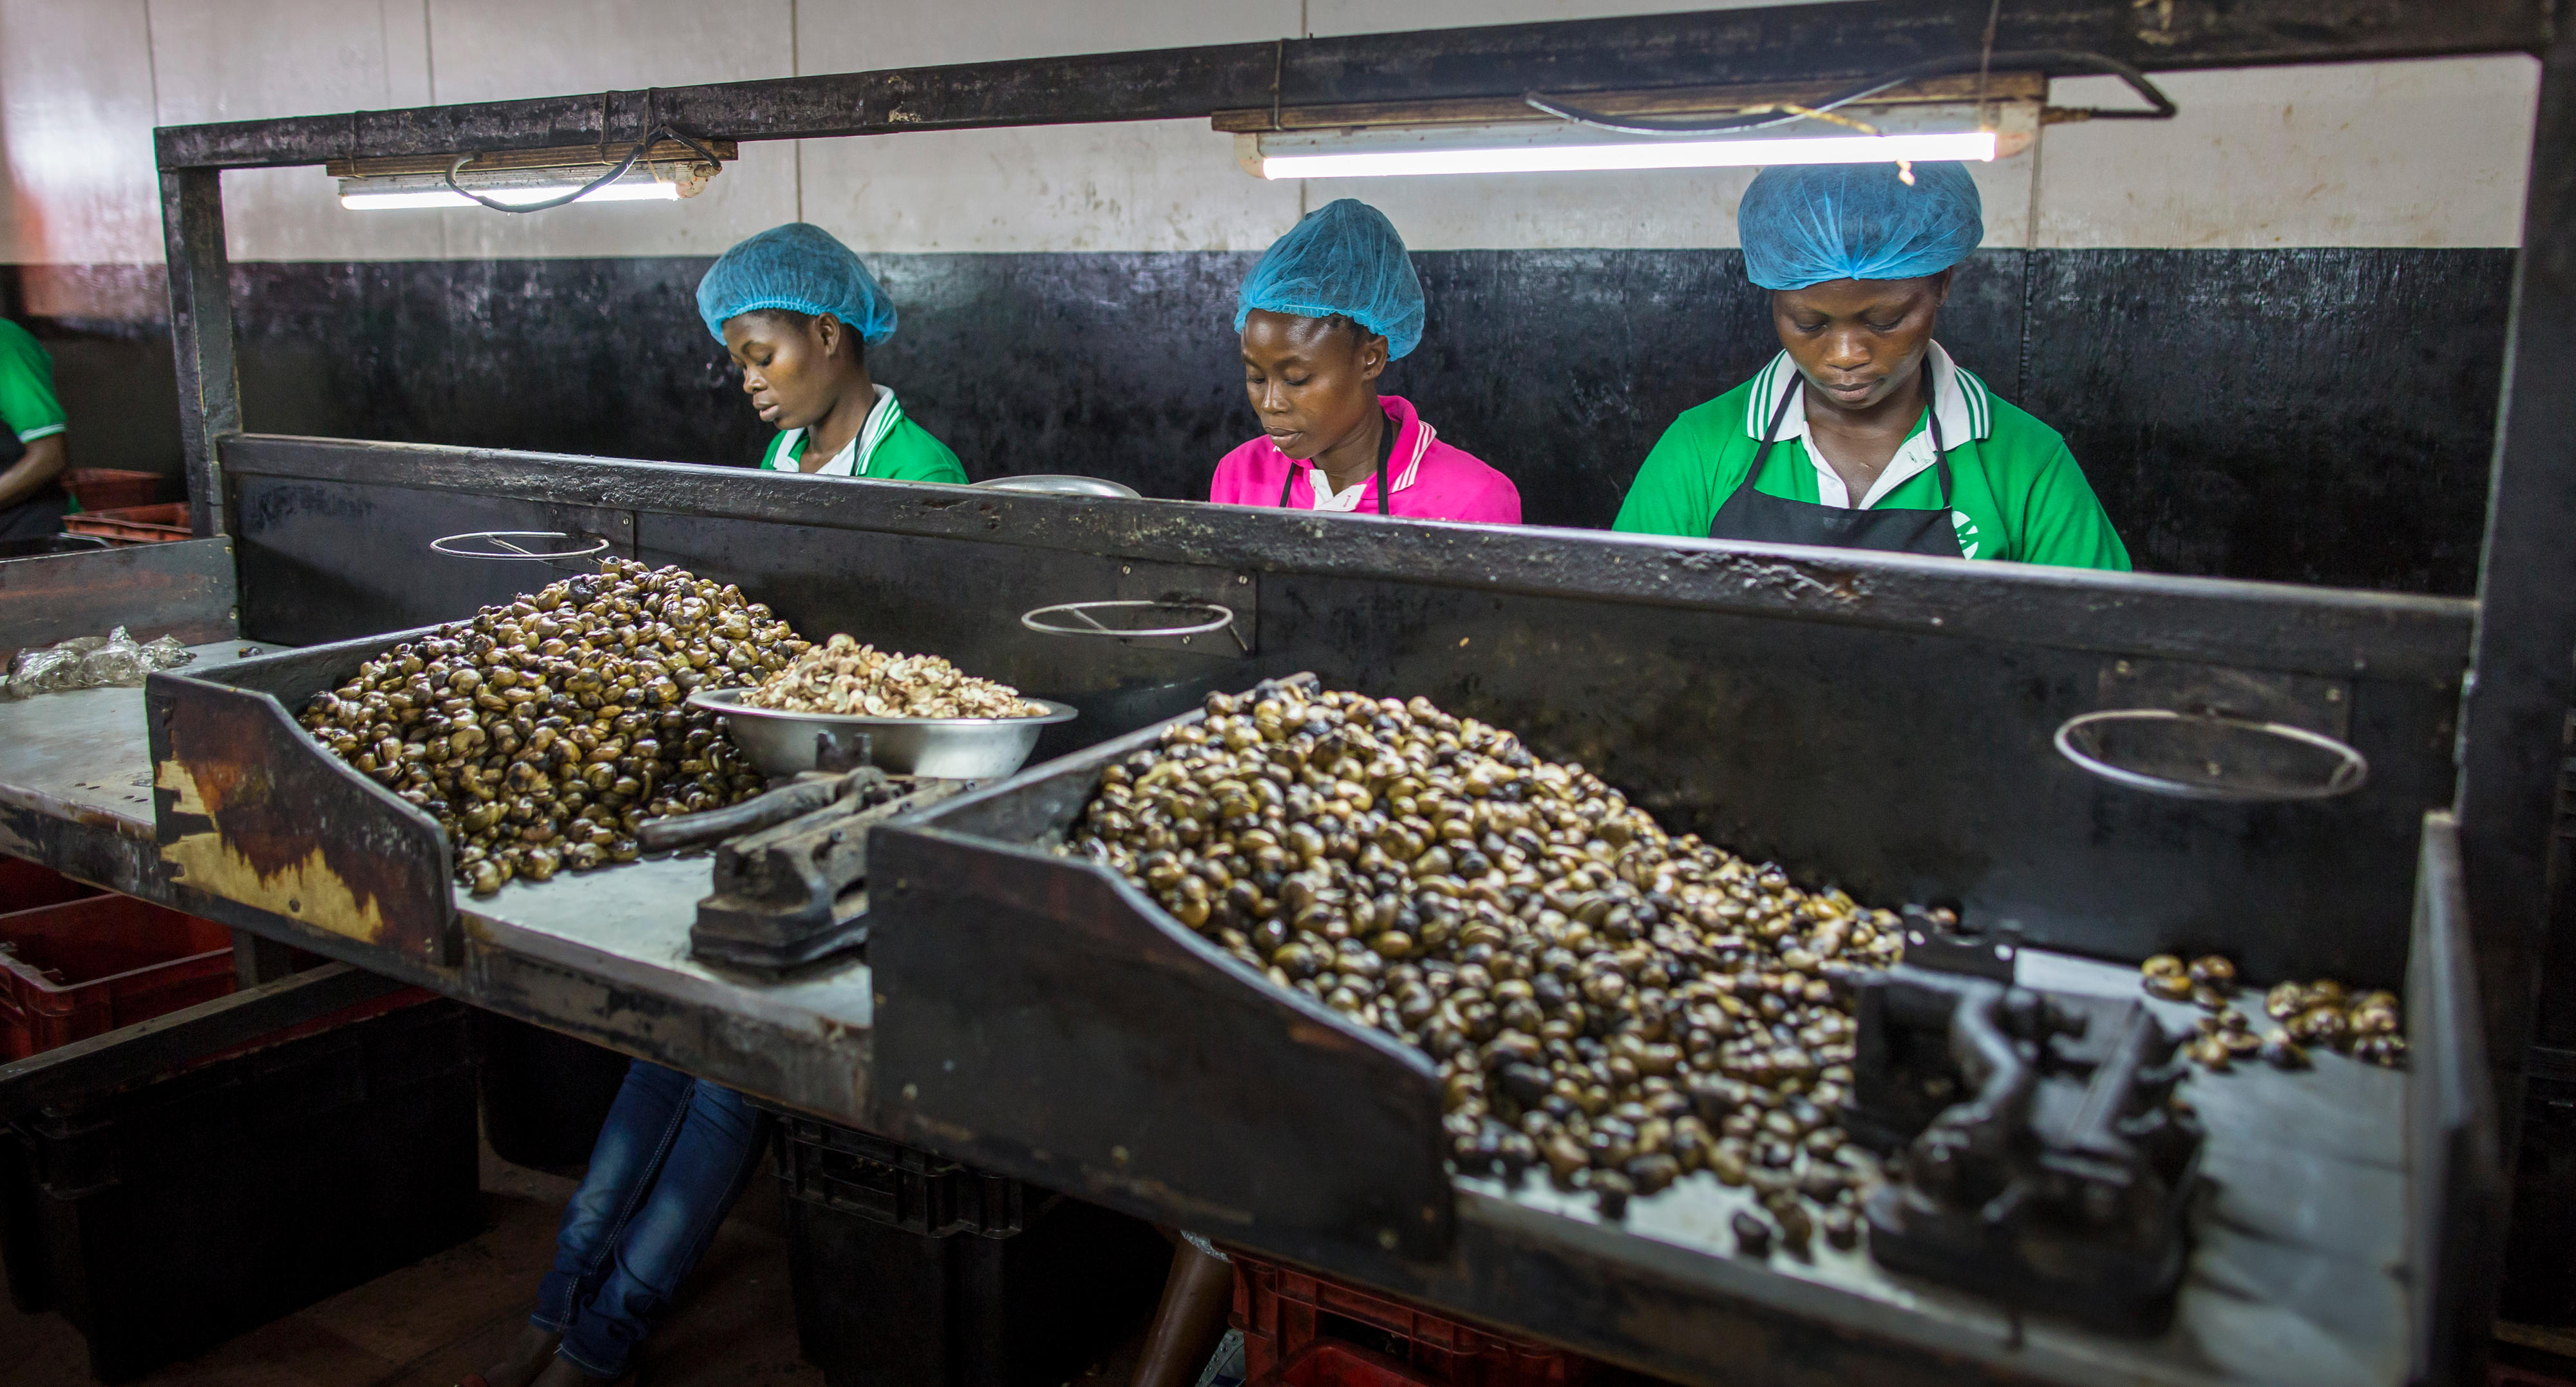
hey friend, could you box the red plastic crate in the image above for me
[1231,1252,1589,1387]
[0,858,102,914]
[1254,1340,1445,1387]
[62,502,189,545]
[0,894,236,1060]
[61,468,160,511]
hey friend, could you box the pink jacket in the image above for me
[1208,395,1520,524]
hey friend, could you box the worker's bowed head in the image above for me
[1737,162,1984,290]
[1233,198,1426,464]
[1235,198,1426,360]
[696,222,899,344]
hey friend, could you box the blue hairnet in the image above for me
[1235,199,1425,359]
[1739,162,1984,291]
[696,222,898,344]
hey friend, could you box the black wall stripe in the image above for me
[8,247,2514,594]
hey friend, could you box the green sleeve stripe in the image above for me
[15,421,64,443]
[1745,352,1788,435]
[854,392,904,476]
[1947,363,1991,439]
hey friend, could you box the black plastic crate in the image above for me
[771,1113,1169,1387]
[473,1011,633,1171]
[773,1111,1025,1238]
[5,997,480,1382]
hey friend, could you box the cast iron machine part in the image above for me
[647,751,976,975]
[1844,912,2203,1335]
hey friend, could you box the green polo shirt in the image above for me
[0,319,71,514]
[1613,350,2130,571]
[758,384,965,484]
[0,322,66,448]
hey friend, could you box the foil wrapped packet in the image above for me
[1,627,194,699]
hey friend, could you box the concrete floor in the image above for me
[3,1135,1149,1387]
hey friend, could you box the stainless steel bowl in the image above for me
[688,687,1077,779]
[970,474,1142,499]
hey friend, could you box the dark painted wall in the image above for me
[5,247,2514,594]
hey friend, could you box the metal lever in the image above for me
[638,766,884,853]
[2054,707,2369,802]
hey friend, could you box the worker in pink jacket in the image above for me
[1208,200,1520,524]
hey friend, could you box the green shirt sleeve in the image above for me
[1612,402,1730,538]
[865,417,967,485]
[0,321,66,444]
[2007,439,2132,571]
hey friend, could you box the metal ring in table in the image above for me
[1020,599,1246,653]
[2052,707,2369,802]
[429,531,612,565]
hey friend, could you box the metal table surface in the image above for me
[0,644,881,1120]
[0,642,263,893]
[0,670,2409,1387]
[1415,950,2407,1387]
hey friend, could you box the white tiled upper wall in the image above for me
[0,0,2544,268]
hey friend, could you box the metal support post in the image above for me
[2456,0,2576,1151]
[160,166,240,539]
[231,929,301,986]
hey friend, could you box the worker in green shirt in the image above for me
[1613,162,2128,569]
[0,317,71,541]
[696,223,966,484]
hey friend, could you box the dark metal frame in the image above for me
[147,0,2576,1107]
[142,0,2573,1363]
[149,435,2470,1387]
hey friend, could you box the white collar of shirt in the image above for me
[775,384,898,478]
[1742,343,1992,509]
[1296,415,1435,513]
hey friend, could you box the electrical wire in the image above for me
[1522,50,2177,138]
[441,122,724,214]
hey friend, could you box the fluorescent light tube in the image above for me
[1253,129,1996,180]
[339,179,683,211]
[1234,100,2032,182]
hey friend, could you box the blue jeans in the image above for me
[533,1060,772,1379]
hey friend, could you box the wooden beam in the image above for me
[160,168,238,538]
[323,137,737,179]
[153,1,2546,170]
[1211,73,2047,133]
[2455,0,2576,1155]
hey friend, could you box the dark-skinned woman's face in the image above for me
[722,310,857,431]
[1240,309,1387,460]
[1770,270,1951,411]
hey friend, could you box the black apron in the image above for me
[1279,409,1397,514]
[1706,359,1960,557]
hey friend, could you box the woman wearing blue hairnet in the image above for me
[1212,200,1519,523]
[1615,163,2127,569]
[697,222,965,484]
[455,228,966,1387]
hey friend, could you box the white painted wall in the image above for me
[2036,61,2537,249]
[0,0,2544,283]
